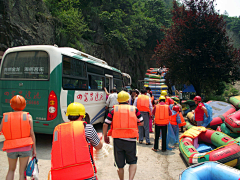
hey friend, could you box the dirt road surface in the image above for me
[0,124,186,180]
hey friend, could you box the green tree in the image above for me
[44,0,89,47]
[153,0,240,96]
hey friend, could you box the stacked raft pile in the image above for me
[144,68,168,99]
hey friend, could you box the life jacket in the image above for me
[137,95,150,112]
[180,126,206,139]
[2,112,33,151]
[107,105,138,138]
[170,113,178,125]
[154,105,170,125]
[195,103,205,121]
[178,112,186,127]
[51,121,95,180]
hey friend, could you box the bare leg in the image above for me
[129,164,137,180]
[117,168,124,180]
[6,158,18,180]
[19,157,29,180]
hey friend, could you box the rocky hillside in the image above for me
[0,0,55,51]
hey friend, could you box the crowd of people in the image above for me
[0,88,208,180]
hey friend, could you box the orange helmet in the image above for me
[10,95,26,111]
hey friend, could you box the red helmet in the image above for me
[193,96,202,102]
[169,98,174,105]
[173,105,180,112]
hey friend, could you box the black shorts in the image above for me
[113,138,137,168]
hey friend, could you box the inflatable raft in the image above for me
[179,161,240,180]
[144,78,165,82]
[144,85,168,90]
[182,104,190,116]
[187,101,236,129]
[217,123,240,138]
[225,110,240,133]
[180,128,240,167]
[147,69,158,74]
[229,95,240,109]
[145,73,163,79]
[144,82,165,86]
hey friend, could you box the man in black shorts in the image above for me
[103,91,143,180]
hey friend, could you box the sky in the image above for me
[215,0,240,17]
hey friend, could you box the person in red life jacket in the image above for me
[0,95,36,180]
[133,89,153,145]
[103,91,143,180]
[170,105,183,145]
[152,95,172,152]
[50,102,103,180]
[193,96,208,126]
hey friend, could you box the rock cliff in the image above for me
[0,0,55,51]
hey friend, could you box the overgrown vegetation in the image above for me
[204,82,239,102]
[42,0,240,93]
[43,0,172,54]
[153,0,240,97]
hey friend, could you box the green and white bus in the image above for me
[0,45,124,134]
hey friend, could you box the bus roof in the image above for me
[3,45,122,73]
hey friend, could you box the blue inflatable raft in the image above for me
[179,161,240,180]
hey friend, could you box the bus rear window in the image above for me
[1,51,49,80]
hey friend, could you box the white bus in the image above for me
[0,45,123,134]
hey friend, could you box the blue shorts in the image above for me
[7,150,32,159]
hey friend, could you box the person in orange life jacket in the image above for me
[51,102,103,180]
[133,89,153,145]
[161,90,171,106]
[0,95,36,180]
[152,95,172,152]
[103,91,143,180]
[193,96,208,126]
[170,105,182,144]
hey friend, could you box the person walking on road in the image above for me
[50,102,103,180]
[133,89,153,145]
[176,90,183,104]
[170,105,182,145]
[103,91,143,180]
[152,95,172,152]
[105,88,118,118]
[193,96,208,126]
[0,95,36,180]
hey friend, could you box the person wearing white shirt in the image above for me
[106,89,119,109]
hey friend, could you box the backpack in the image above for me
[26,157,39,179]
[202,103,213,127]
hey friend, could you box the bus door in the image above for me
[105,74,113,92]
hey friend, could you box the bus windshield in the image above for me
[1,51,49,80]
